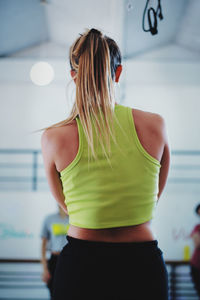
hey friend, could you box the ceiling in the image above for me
[0,0,200,61]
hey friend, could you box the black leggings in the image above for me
[191,265,200,297]
[47,254,59,298]
[52,236,169,300]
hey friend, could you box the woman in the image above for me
[190,204,200,297]
[40,205,69,299]
[41,28,170,300]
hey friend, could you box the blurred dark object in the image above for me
[143,0,164,35]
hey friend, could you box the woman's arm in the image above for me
[191,232,200,248]
[41,237,51,283]
[41,129,68,215]
[157,118,170,200]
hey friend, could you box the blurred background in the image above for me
[0,0,200,299]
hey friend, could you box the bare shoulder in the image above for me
[41,121,76,151]
[132,108,165,126]
[41,127,59,149]
[132,108,166,137]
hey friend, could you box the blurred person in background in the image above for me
[40,205,69,299]
[190,203,200,297]
[41,28,170,300]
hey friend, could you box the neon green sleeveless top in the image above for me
[60,104,161,229]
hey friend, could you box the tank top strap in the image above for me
[126,107,161,166]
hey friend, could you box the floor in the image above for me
[0,263,49,300]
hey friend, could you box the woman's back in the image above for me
[43,103,169,242]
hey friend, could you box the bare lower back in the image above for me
[67,221,156,242]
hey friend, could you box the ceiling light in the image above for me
[30,62,54,86]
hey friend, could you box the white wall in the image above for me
[0,192,57,259]
[153,183,199,261]
[0,59,72,149]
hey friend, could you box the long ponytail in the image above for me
[46,28,122,164]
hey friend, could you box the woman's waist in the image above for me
[67,221,156,243]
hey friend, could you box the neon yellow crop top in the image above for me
[60,104,161,229]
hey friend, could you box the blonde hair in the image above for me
[46,28,122,165]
